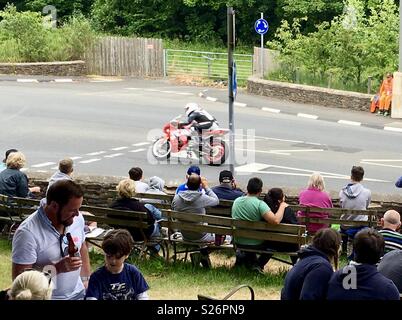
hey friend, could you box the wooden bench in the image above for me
[162,209,307,266]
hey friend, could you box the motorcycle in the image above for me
[151,115,229,166]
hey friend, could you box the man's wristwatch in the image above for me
[81,276,90,281]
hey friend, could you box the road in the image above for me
[0,78,401,197]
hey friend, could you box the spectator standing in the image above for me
[85,229,149,300]
[378,73,393,116]
[12,180,91,300]
[281,228,341,300]
[327,229,400,300]
[297,173,333,234]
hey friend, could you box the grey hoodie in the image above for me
[172,188,219,240]
[339,182,371,222]
[47,171,72,192]
[141,176,167,204]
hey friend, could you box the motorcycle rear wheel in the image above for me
[203,140,227,166]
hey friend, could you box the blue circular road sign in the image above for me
[254,18,269,35]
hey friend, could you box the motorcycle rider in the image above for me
[183,103,220,149]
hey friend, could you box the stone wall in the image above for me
[0,61,86,76]
[247,76,372,111]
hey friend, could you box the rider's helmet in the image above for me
[184,102,200,117]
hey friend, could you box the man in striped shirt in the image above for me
[379,210,402,253]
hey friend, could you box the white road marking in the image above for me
[297,113,318,120]
[234,102,247,107]
[235,162,389,182]
[20,168,28,172]
[70,156,82,160]
[144,89,160,92]
[86,151,106,156]
[338,120,361,126]
[110,146,128,151]
[132,142,150,147]
[384,126,402,133]
[34,170,48,173]
[129,148,146,153]
[206,96,218,102]
[80,158,101,164]
[360,161,402,169]
[125,87,141,90]
[237,148,324,155]
[174,92,193,96]
[262,107,280,113]
[31,162,56,168]
[51,166,58,170]
[104,153,124,158]
[361,159,402,162]
[17,79,39,83]
[54,79,73,83]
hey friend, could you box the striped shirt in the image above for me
[379,228,402,253]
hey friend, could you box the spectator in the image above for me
[378,249,402,294]
[212,170,244,201]
[264,188,297,225]
[281,228,341,300]
[327,229,400,300]
[232,177,296,272]
[47,158,74,192]
[297,173,333,234]
[339,166,371,255]
[378,210,402,253]
[85,229,149,300]
[9,270,53,300]
[110,179,162,244]
[172,174,219,242]
[128,167,149,193]
[142,176,168,204]
[395,175,402,188]
[172,174,219,268]
[377,73,393,117]
[175,165,202,194]
[0,151,40,198]
[0,148,18,173]
[12,180,91,300]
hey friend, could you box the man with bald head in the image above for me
[379,210,402,253]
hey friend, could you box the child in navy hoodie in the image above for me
[327,228,399,300]
[281,228,341,300]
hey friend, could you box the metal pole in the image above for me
[228,7,235,175]
[261,12,264,77]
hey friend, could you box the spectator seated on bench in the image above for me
[110,179,163,254]
[232,177,298,273]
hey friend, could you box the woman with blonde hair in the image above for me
[9,270,53,300]
[297,172,333,234]
[0,151,40,197]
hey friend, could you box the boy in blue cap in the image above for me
[175,165,203,194]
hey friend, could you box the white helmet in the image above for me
[184,102,200,117]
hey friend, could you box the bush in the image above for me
[0,4,95,62]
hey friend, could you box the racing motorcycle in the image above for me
[151,115,229,165]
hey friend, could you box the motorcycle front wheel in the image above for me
[152,137,171,160]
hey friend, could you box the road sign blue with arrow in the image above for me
[254,18,269,35]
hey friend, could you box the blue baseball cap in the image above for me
[187,165,200,176]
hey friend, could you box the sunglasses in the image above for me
[59,234,69,257]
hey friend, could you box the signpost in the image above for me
[254,13,269,77]
[228,7,235,174]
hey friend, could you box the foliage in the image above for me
[0,4,95,62]
[267,0,399,92]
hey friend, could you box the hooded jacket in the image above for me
[281,246,334,300]
[327,262,400,300]
[171,188,219,240]
[47,171,72,192]
[339,182,371,222]
[142,176,167,204]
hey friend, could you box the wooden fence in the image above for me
[85,37,164,77]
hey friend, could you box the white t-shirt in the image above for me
[12,206,86,300]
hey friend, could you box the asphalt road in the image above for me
[1,78,401,197]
